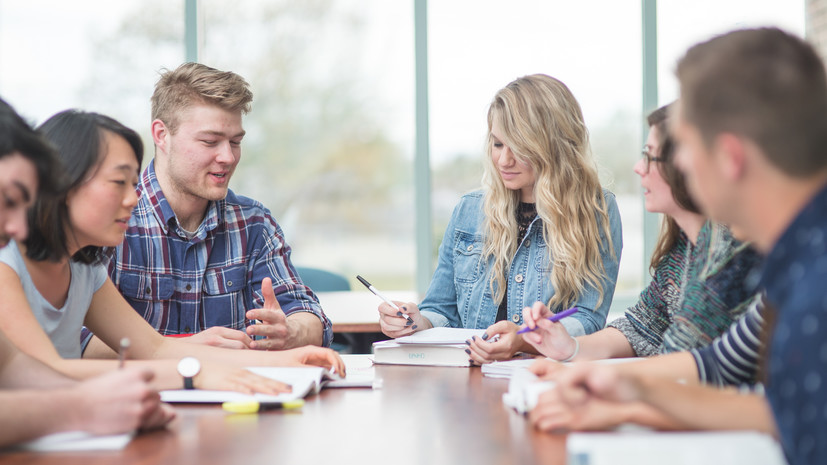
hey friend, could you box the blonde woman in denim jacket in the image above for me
[377,75,622,363]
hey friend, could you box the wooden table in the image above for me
[0,364,566,465]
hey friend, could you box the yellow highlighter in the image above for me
[222,399,305,414]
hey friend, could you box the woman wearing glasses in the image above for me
[522,103,762,362]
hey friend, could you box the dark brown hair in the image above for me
[647,103,702,272]
[677,27,827,176]
[25,110,143,264]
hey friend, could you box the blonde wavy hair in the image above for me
[482,74,614,310]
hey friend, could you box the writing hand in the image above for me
[377,301,431,338]
[521,302,578,361]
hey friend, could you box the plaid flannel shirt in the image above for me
[104,160,332,347]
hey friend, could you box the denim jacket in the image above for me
[419,189,622,337]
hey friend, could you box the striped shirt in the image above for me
[691,298,764,386]
[105,160,332,347]
[608,221,762,355]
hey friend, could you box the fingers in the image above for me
[186,327,253,349]
[246,309,288,341]
[466,334,510,364]
[529,391,572,433]
[247,304,289,350]
[320,350,347,377]
[236,370,293,395]
[528,359,563,379]
[139,400,176,431]
[378,302,417,338]
[523,301,550,329]
[260,277,283,312]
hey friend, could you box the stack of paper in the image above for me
[372,328,486,367]
[481,358,541,379]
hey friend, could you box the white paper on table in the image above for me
[14,431,134,452]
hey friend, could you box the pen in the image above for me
[516,307,579,334]
[222,399,305,414]
[356,275,412,322]
[118,337,130,369]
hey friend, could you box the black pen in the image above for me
[357,275,412,322]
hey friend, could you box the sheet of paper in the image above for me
[567,430,786,465]
[393,327,486,344]
[15,431,134,452]
[481,358,540,379]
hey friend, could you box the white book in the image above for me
[372,340,471,367]
[372,328,487,367]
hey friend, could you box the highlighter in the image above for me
[222,399,305,414]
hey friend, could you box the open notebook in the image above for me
[161,356,376,404]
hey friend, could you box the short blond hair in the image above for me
[151,62,253,134]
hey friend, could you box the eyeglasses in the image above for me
[641,146,663,173]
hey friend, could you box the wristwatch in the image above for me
[177,357,201,390]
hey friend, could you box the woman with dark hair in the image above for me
[0,99,173,445]
[0,109,344,393]
[522,103,762,361]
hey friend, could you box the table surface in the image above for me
[0,362,566,465]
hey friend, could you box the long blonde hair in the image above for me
[482,74,614,309]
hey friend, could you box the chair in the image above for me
[295,266,351,292]
[295,266,359,353]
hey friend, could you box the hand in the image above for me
[277,346,347,377]
[528,358,566,380]
[465,321,524,364]
[554,363,644,408]
[73,368,176,435]
[520,302,578,361]
[246,277,291,351]
[528,387,631,433]
[378,301,431,338]
[194,360,293,395]
[184,326,253,350]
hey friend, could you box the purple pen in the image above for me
[516,307,579,334]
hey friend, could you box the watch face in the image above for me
[177,357,201,377]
